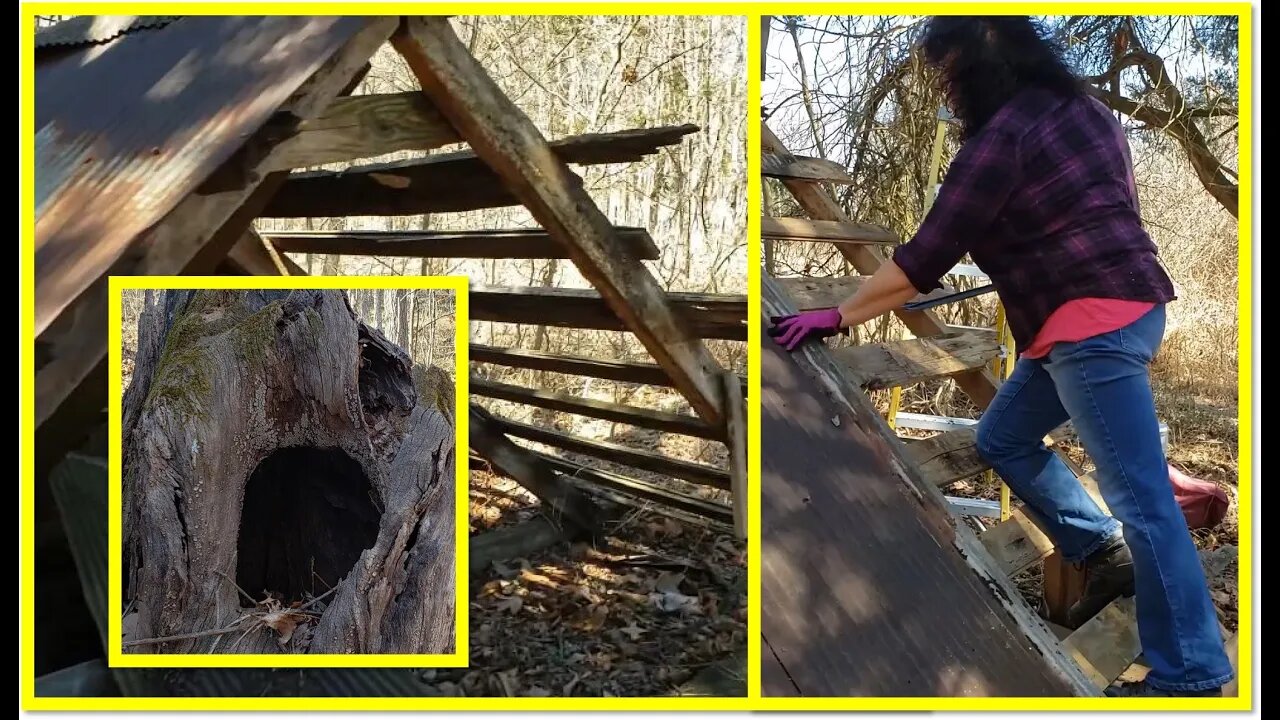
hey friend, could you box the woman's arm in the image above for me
[835,259,919,328]
[768,260,919,350]
[771,125,1019,352]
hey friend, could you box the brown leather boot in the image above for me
[1067,535,1135,628]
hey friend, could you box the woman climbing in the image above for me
[768,16,1231,697]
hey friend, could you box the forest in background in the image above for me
[256,15,748,486]
[764,14,1240,628]
[121,289,456,392]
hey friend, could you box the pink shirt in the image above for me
[1020,298,1157,359]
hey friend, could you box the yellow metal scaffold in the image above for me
[884,106,1015,519]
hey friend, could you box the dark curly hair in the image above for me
[919,16,1082,139]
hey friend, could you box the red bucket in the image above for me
[1168,464,1230,530]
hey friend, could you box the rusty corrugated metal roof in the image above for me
[35,16,178,50]
[34,15,373,336]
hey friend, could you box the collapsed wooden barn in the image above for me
[33,15,746,697]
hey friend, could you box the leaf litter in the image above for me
[431,469,747,697]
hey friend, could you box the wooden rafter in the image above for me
[487,414,731,490]
[266,91,459,171]
[264,227,660,261]
[391,17,728,428]
[470,376,719,440]
[473,344,696,389]
[471,285,746,341]
[761,216,899,246]
[261,125,699,218]
[468,405,603,535]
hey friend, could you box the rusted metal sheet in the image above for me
[34,15,372,336]
[760,333,1077,697]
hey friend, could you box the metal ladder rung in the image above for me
[893,412,978,432]
[946,496,1002,519]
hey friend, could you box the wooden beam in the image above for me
[391,16,728,428]
[763,123,1002,408]
[471,343,749,395]
[721,371,748,540]
[904,429,990,488]
[266,91,459,170]
[980,511,1058,577]
[224,229,307,276]
[534,453,733,525]
[776,275,954,311]
[35,280,108,428]
[262,124,700,218]
[471,344,668,386]
[468,516,564,574]
[35,21,396,428]
[264,227,660,261]
[468,405,602,535]
[762,153,855,184]
[134,24,397,277]
[471,286,747,341]
[836,332,1000,390]
[470,376,720,440]
[471,453,729,529]
[761,216,898,245]
[487,414,730,490]
[1062,597,1141,691]
[35,358,107,478]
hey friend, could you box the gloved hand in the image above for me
[768,309,844,351]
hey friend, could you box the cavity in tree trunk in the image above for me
[121,289,456,655]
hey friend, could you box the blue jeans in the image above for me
[976,305,1232,692]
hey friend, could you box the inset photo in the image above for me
[107,277,468,668]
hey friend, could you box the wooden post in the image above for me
[722,371,748,540]
[391,17,727,428]
[1042,551,1088,626]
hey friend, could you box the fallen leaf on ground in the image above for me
[493,595,524,615]
[654,571,685,594]
[649,590,701,615]
[573,603,609,632]
[260,610,306,645]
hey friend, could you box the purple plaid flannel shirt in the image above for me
[893,88,1176,349]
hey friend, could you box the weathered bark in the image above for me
[122,289,455,655]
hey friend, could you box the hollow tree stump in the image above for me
[122,289,455,654]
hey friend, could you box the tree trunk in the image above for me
[122,289,455,655]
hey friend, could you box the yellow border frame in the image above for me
[19,1,1253,713]
[103,275,470,669]
[752,2,1253,712]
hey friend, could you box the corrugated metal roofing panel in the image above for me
[34,15,372,336]
[34,15,177,50]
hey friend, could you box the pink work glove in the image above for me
[768,309,844,351]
